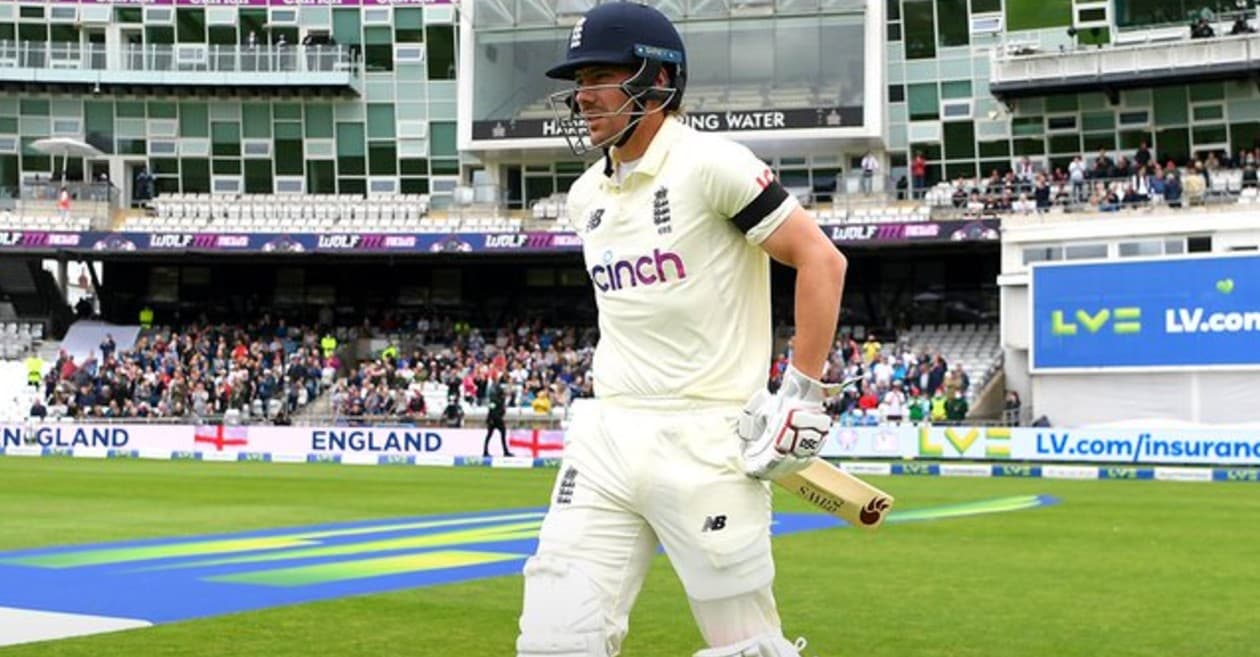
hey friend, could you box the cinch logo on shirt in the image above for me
[590,249,687,292]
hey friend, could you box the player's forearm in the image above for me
[790,247,847,379]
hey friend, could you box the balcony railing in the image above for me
[0,41,362,94]
[990,31,1260,100]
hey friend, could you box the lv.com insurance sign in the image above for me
[1031,254,1260,371]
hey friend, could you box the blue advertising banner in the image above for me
[1030,254,1260,371]
[0,220,999,256]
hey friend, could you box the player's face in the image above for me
[572,66,634,146]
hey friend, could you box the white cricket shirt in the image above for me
[566,116,798,403]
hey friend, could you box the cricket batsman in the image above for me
[514,3,848,656]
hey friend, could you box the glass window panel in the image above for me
[211,122,240,157]
[337,122,365,156]
[0,117,15,133]
[1154,86,1188,125]
[907,83,939,121]
[1119,240,1163,258]
[305,105,334,139]
[903,0,936,60]
[152,158,179,175]
[338,178,366,195]
[84,102,114,155]
[940,80,972,100]
[176,8,205,43]
[1081,111,1114,132]
[338,156,365,176]
[116,7,142,23]
[1006,0,1071,31]
[944,161,976,180]
[1192,125,1227,145]
[145,26,174,45]
[971,0,1000,12]
[117,139,146,156]
[426,25,456,79]
[1193,105,1224,122]
[943,121,976,160]
[887,0,900,20]
[1119,130,1153,150]
[1188,82,1225,103]
[1156,127,1190,164]
[365,26,393,71]
[274,122,302,140]
[1011,116,1042,136]
[978,140,1010,157]
[240,9,266,45]
[50,25,78,44]
[396,7,423,30]
[1045,95,1078,113]
[368,141,397,175]
[273,103,302,121]
[1065,244,1107,260]
[212,158,241,175]
[274,140,303,175]
[400,178,429,195]
[148,102,178,119]
[181,158,211,193]
[332,8,362,46]
[1082,133,1114,152]
[1047,116,1077,131]
[208,25,235,46]
[179,103,209,138]
[1048,134,1080,153]
[307,160,335,194]
[242,104,271,138]
[429,121,456,157]
[20,99,49,116]
[366,104,395,139]
[1012,138,1045,156]
[889,85,906,103]
[936,0,969,47]
[430,158,459,175]
[244,159,273,194]
[400,158,428,175]
[1231,122,1260,152]
[116,102,145,119]
[910,142,942,161]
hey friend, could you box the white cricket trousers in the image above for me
[525,398,783,655]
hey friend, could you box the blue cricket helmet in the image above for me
[546,1,687,111]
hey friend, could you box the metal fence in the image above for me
[0,41,359,75]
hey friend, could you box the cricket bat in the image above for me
[775,459,894,530]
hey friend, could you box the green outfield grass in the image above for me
[1,458,1258,657]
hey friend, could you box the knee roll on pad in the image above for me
[516,556,610,657]
[692,633,807,657]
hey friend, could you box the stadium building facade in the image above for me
[0,0,1258,427]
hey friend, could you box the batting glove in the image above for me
[739,365,838,480]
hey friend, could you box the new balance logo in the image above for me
[701,514,728,532]
[555,467,578,505]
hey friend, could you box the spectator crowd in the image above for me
[30,312,990,428]
[770,332,977,427]
[35,317,331,421]
[923,145,1260,216]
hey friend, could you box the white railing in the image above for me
[992,31,1260,86]
[0,41,360,76]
